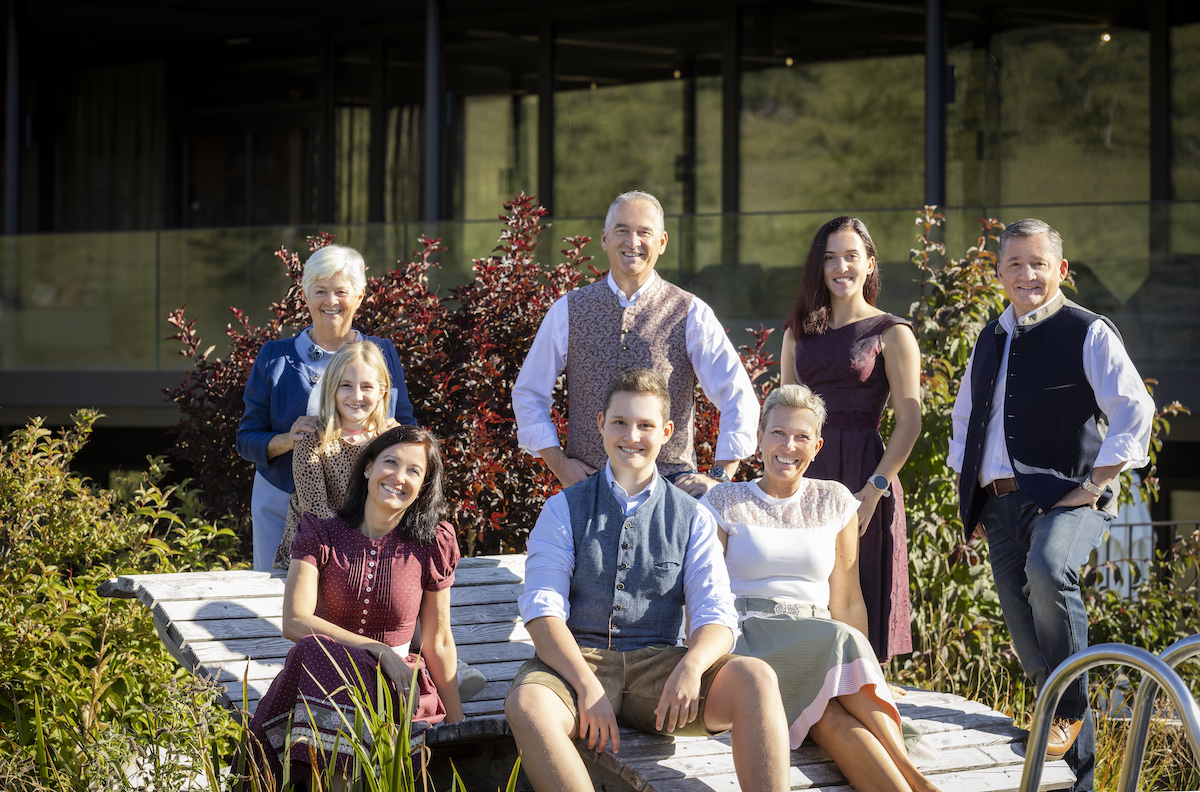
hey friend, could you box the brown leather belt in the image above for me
[987,477,1019,497]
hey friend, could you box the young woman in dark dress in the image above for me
[249,425,464,786]
[780,217,922,663]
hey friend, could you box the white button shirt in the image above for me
[948,293,1155,486]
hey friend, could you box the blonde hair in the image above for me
[760,384,826,436]
[316,341,392,448]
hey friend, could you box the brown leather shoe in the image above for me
[1045,718,1083,760]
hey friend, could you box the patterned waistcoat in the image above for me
[565,279,695,475]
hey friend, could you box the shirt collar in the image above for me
[606,271,659,304]
[999,290,1067,334]
[604,460,657,502]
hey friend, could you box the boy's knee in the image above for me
[722,656,780,698]
[505,685,571,736]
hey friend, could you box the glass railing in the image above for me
[2,201,1198,405]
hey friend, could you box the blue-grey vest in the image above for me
[958,298,1118,537]
[564,473,696,651]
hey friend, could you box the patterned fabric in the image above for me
[248,515,460,782]
[793,313,914,660]
[565,278,695,474]
[704,479,858,607]
[274,434,367,569]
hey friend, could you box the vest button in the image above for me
[623,520,632,530]
[616,583,624,590]
[622,542,631,549]
[614,604,622,611]
[620,563,628,570]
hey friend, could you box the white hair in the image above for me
[302,245,367,296]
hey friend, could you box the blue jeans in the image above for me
[981,491,1112,792]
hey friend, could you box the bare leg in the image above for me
[838,689,941,792]
[810,698,913,792]
[703,657,790,792]
[505,685,594,792]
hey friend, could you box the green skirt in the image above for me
[733,599,902,750]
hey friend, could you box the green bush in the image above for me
[0,410,241,787]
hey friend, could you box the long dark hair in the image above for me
[783,216,880,337]
[337,425,447,546]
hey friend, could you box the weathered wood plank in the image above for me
[174,610,529,645]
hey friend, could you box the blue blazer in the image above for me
[235,330,416,493]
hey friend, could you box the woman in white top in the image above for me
[701,384,938,792]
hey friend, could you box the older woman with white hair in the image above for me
[701,384,938,792]
[237,244,415,571]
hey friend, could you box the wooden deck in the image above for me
[99,555,1074,791]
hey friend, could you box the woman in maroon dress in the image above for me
[249,425,464,784]
[780,217,921,663]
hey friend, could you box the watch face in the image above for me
[871,475,889,491]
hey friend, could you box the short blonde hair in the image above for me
[302,244,367,296]
[760,384,826,435]
[316,341,391,447]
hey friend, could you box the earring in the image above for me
[364,471,370,479]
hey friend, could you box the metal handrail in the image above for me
[1117,635,1200,792]
[1019,643,1200,792]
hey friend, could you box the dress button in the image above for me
[368,573,373,579]
[358,628,364,634]
[363,599,370,605]
[363,609,368,615]
[369,561,375,567]
[366,587,372,592]
[361,619,366,624]
[370,550,377,556]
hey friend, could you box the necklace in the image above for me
[342,426,368,436]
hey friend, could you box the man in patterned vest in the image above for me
[505,368,790,792]
[513,190,759,496]
[949,218,1154,792]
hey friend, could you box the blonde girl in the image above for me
[274,341,395,567]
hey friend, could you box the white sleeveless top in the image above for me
[701,479,858,608]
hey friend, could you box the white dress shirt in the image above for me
[949,294,1155,486]
[517,463,740,641]
[512,272,759,464]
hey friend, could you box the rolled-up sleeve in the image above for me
[517,492,575,623]
[686,298,759,462]
[682,506,739,639]
[947,351,976,474]
[1084,321,1155,471]
[513,298,570,458]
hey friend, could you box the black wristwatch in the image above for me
[708,466,732,483]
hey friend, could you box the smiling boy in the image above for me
[505,368,789,792]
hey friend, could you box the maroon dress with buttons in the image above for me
[250,513,460,780]
[793,313,913,661]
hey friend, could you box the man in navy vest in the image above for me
[949,219,1154,792]
[505,368,789,792]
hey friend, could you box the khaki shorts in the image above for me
[507,644,735,737]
